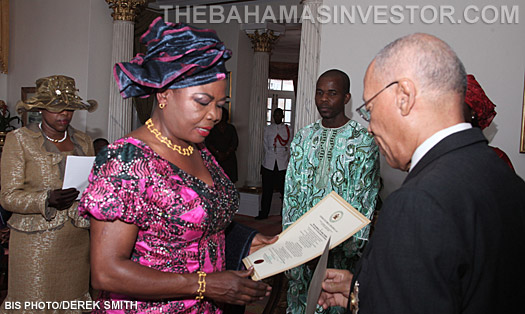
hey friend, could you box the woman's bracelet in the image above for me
[195,271,206,301]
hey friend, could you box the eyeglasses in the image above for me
[356,81,399,122]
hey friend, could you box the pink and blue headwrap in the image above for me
[114,17,231,99]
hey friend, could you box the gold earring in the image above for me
[159,103,166,109]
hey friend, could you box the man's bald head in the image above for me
[373,33,466,101]
[363,33,468,171]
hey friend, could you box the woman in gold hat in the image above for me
[0,75,97,311]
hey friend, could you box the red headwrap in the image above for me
[465,74,496,130]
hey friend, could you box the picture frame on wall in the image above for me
[226,71,232,99]
[225,72,232,122]
[520,77,525,153]
[21,87,41,126]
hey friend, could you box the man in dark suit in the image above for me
[318,33,525,313]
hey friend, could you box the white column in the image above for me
[106,0,145,142]
[243,28,281,187]
[294,0,323,133]
[108,20,134,142]
[245,51,270,187]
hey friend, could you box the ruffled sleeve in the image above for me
[78,140,151,229]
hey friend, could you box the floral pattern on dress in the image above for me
[79,137,239,313]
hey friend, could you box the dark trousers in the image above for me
[259,162,286,218]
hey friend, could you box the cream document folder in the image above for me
[243,191,370,281]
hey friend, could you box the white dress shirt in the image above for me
[410,123,472,172]
[262,123,291,171]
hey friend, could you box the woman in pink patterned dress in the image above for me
[78,18,272,313]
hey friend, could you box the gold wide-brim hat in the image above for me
[16,75,98,114]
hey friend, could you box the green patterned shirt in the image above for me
[282,119,380,314]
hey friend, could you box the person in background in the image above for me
[0,75,97,311]
[318,33,525,314]
[283,69,381,314]
[256,108,291,220]
[205,107,239,183]
[93,137,109,156]
[464,74,514,170]
[79,18,274,313]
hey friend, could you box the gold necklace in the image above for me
[146,119,194,156]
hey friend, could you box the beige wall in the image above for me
[0,74,6,100]
[2,0,112,139]
[320,0,525,197]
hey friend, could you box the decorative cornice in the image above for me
[246,30,280,53]
[106,0,147,22]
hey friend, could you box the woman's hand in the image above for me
[318,268,353,309]
[91,220,267,302]
[48,188,79,210]
[205,268,271,305]
[250,233,278,254]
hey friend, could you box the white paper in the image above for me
[62,156,95,199]
[243,191,370,281]
[306,237,330,314]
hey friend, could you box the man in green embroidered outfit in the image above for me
[282,69,381,314]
